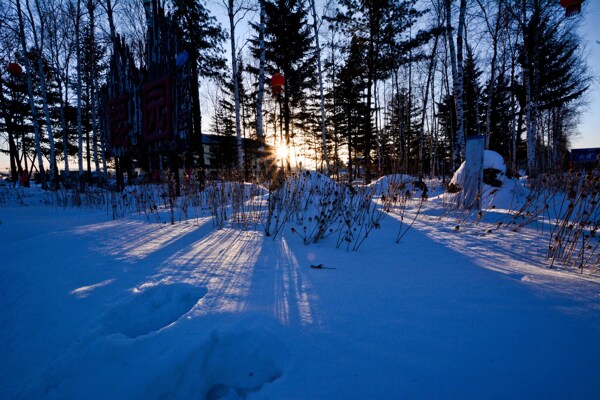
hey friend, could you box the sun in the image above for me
[276,144,289,160]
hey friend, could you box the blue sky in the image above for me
[573,0,600,149]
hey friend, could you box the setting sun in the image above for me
[276,144,289,160]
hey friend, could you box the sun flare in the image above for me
[276,144,289,160]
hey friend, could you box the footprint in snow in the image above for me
[202,329,289,399]
[103,283,207,338]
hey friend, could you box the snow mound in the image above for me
[367,174,414,194]
[450,150,507,188]
[480,177,529,210]
[103,283,207,338]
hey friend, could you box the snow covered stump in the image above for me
[449,148,509,212]
[454,136,485,209]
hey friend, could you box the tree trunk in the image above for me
[445,0,466,169]
[228,0,244,174]
[420,34,439,177]
[87,0,100,173]
[522,0,537,177]
[0,75,21,181]
[477,0,503,149]
[73,0,84,180]
[16,0,46,188]
[255,0,266,176]
[309,0,329,175]
[190,49,205,182]
[28,0,57,186]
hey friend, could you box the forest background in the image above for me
[0,0,599,181]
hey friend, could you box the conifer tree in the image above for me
[251,0,316,172]
[171,0,226,174]
[462,46,484,139]
[334,36,368,181]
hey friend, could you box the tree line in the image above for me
[0,0,590,188]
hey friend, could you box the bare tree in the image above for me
[15,0,46,187]
[25,0,58,185]
[220,0,254,174]
[476,0,505,149]
[255,0,266,174]
[66,0,85,181]
[445,0,466,169]
[308,0,329,174]
[45,0,75,178]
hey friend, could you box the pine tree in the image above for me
[334,36,368,181]
[487,72,513,161]
[171,0,226,175]
[518,1,589,174]
[462,46,484,138]
[251,0,316,172]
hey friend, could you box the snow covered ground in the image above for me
[1,179,599,399]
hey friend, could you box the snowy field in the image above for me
[1,172,600,399]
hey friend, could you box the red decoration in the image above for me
[107,93,131,149]
[271,73,285,95]
[7,62,23,77]
[560,0,584,17]
[142,76,173,143]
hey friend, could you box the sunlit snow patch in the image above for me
[103,282,207,338]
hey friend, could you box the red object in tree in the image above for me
[271,73,285,95]
[7,62,23,76]
[560,0,584,17]
[20,171,29,187]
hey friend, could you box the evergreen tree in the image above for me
[336,0,434,181]
[333,36,368,181]
[251,0,316,171]
[81,25,107,175]
[385,87,419,174]
[518,3,589,173]
[462,46,484,138]
[487,72,513,161]
[171,0,226,173]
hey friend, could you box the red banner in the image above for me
[142,76,172,143]
[107,93,130,149]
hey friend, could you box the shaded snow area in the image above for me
[1,182,600,399]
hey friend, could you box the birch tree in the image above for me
[67,0,85,180]
[46,0,74,178]
[308,0,329,174]
[445,0,466,169]
[86,0,101,173]
[255,0,266,173]
[220,0,254,174]
[476,0,505,149]
[25,0,57,185]
[15,0,46,188]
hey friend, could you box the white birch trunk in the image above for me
[522,0,536,177]
[255,0,266,170]
[73,0,84,177]
[419,35,439,177]
[309,0,329,174]
[16,0,45,185]
[228,0,244,173]
[102,0,115,176]
[87,0,100,172]
[478,0,504,149]
[445,0,466,169]
[61,78,70,176]
[28,0,57,184]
